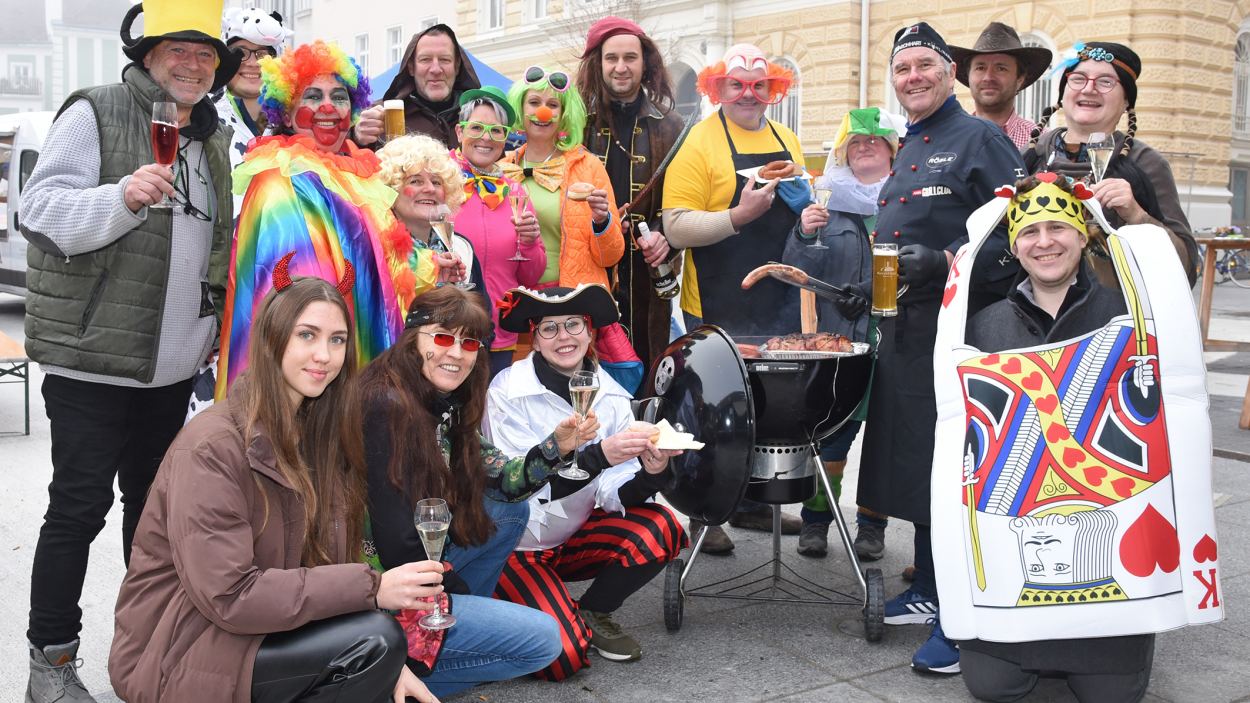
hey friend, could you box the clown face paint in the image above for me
[290,74,352,152]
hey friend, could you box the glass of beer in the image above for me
[872,242,899,317]
[383,99,406,141]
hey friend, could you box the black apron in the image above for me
[690,112,799,337]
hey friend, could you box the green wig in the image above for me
[507,68,587,151]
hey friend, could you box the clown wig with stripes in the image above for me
[258,40,371,127]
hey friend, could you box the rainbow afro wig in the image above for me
[259,40,371,127]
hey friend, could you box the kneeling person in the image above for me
[486,285,687,679]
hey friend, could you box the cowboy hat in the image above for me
[949,22,1053,90]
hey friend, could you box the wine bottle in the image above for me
[636,221,679,300]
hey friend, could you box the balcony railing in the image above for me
[0,78,41,96]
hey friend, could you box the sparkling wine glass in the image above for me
[508,189,531,262]
[807,183,833,250]
[560,370,599,480]
[414,498,456,630]
[432,205,474,290]
[1085,132,1115,183]
[150,101,179,209]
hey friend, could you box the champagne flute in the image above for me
[150,101,179,209]
[415,498,456,630]
[560,370,599,480]
[1086,132,1115,183]
[807,183,833,250]
[432,205,474,290]
[508,189,531,262]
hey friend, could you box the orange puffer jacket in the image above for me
[504,144,624,287]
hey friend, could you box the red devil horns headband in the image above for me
[272,251,356,297]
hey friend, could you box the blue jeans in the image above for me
[424,594,561,698]
[444,497,529,596]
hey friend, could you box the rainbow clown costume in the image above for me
[216,40,439,397]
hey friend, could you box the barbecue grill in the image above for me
[638,324,885,640]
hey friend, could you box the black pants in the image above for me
[28,374,191,647]
[912,522,937,599]
[961,644,1153,703]
[252,610,407,703]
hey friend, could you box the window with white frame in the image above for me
[420,16,439,31]
[532,0,548,20]
[1015,33,1057,126]
[355,33,370,75]
[483,0,504,30]
[387,26,403,66]
[1234,34,1250,138]
[767,58,801,137]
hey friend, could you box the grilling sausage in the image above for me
[741,263,809,290]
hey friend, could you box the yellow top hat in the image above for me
[120,0,239,93]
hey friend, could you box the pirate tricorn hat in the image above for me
[120,0,241,93]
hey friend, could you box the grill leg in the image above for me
[681,524,708,587]
[771,504,782,580]
[816,454,868,604]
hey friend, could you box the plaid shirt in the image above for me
[984,110,1038,150]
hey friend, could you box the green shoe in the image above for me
[578,609,642,662]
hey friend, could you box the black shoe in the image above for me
[797,522,829,557]
[689,519,734,555]
[854,521,885,561]
[728,507,803,534]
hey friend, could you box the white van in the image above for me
[0,111,54,296]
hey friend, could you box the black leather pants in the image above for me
[252,610,406,703]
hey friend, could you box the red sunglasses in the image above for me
[420,331,483,352]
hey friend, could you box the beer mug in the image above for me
[872,242,899,317]
[383,99,406,141]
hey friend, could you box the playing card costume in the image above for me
[933,176,1223,694]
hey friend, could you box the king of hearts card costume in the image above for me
[932,177,1224,642]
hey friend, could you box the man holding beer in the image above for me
[355,24,482,147]
[577,16,684,370]
[856,22,1023,675]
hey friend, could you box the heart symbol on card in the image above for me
[942,282,957,308]
[1035,395,1059,414]
[1083,466,1107,485]
[1112,477,1135,498]
[1073,182,1094,200]
[1046,423,1071,442]
[980,354,1001,366]
[1120,504,1181,577]
[1062,447,1086,467]
[1022,372,1043,391]
[1002,357,1022,374]
[1193,534,1218,563]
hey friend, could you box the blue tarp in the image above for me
[369,49,513,102]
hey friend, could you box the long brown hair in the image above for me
[578,31,675,132]
[233,276,366,567]
[358,287,496,545]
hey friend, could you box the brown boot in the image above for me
[728,506,802,534]
[688,519,734,555]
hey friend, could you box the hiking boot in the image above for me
[884,587,939,625]
[912,615,960,675]
[796,522,829,558]
[854,521,885,561]
[578,609,641,662]
[728,506,802,534]
[27,640,96,703]
[689,519,734,555]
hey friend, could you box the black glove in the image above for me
[832,283,869,320]
[898,244,949,286]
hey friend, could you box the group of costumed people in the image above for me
[19,1,1223,702]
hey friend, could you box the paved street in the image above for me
[1,285,1247,702]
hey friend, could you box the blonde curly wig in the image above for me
[376,134,468,211]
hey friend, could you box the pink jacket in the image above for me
[451,151,548,349]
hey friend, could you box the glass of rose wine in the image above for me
[508,189,531,262]
[1086,132,1115,183]
[560,370,599,480]
[415,498,456,630]
[150,101,179,209]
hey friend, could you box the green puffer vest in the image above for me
[23,67,233,383]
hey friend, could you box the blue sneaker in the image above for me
[912,616,960,675]
[883,587,938,625]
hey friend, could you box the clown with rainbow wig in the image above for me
[217,40,450,397]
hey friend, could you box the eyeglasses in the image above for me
[420,330,483,352]
[847,137,884,150]
[459,120,509,142]
[524,66,570,92]
[532,317,588,339]
[1066,73,1119,94]
[235,46,277,62]
[719,76,789,105]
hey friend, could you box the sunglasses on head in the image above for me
[420,330,483,352]
[524,66,570,92]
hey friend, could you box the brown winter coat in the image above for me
[109,398,380,703]
[378,24,481,148]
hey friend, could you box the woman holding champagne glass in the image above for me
[448,87,547,377]
[359,286,590,698]
[484,284,686,680]
[1024,41,1197,285]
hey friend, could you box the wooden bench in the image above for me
[0,330,30,435]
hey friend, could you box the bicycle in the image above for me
[1206,245,1250,288]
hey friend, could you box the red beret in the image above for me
[582,16,645,58]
